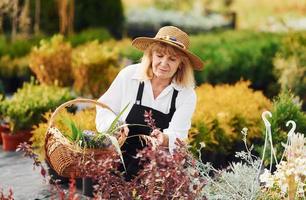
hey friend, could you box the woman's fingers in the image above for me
[150,129,165,146]
[150,129,161,136]
[175,138,186,147]
[120,125,129,137]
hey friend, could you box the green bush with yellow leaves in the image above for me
[190,81,272,164]
[71,40,121,98]
[29,35,73,86]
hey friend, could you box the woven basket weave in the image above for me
[44,98,126,178]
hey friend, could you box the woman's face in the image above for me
[151,50,181,81]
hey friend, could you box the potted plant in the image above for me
[0,94,9,144]
[0,121,9,145]
[0,81,74,151]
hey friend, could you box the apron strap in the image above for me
[136,81,144,105]
[169,89,178,116]
[135,81,178,115]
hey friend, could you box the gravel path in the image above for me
[0,148,51,199]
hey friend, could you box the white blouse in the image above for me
[95,64,196,152]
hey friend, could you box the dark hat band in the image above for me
[157,35,186,49]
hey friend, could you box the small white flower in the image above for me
[280,183,288,194]
[199,142,206,149]
[260,169,274,188]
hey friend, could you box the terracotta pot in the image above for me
[0,124,10,144]
[1,130,32,151]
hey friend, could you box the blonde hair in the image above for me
[139,42,195,88]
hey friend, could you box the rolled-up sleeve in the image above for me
[163,89,197,152]
[96,71,123,132]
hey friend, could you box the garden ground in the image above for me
[0,147,50,199]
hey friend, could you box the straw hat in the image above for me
[132,26,204,70]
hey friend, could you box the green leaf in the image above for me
[106,103,130,134]
[63,133,73,142]
[61,117,83,142]
[105,133,126,172]
[70,121,79,141]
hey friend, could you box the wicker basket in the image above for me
[44,98,126,178]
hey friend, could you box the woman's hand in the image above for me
[120,125,129,138]
[150,129,169,147]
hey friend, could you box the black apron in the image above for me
[121,81,178,180]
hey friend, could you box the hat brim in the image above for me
[132,37,204,71]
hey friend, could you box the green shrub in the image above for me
[190,81,272,165]
[0,55,32,93]
[0,55,31,78]
[68,28,112,47]
[0,35,6,57]
[191,30,282,97]
[0,81,75,133]
[29,0,59,34]
[273,31,306,108]
[261,91,306,162]
[0,80,4,95]
[104,38,142,63]
[0,35,45,58]
[29,35,73,86]
[5,40,34,58]
[74,0,124,38]
[72,40,121,97]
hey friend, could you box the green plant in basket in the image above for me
[60,103,130,169]
[31,108,96,160]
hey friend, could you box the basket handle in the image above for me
[48,98,114,128]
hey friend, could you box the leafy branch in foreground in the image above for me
[198,128,262,200]
[16,142,80,199]
[0,188,14,200]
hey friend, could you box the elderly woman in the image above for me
[96,26,204,180]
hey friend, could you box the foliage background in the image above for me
[0,0,305,169]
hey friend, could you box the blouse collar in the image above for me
[131,64,184,91]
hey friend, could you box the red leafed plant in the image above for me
[79,152,131,199]
[129,144,206,200]
[17,142,47,179]
[144,110,157,130]
[16,142,80,200]
[79,143,206,199]
[17,139,207,199]
[0,188,14,200]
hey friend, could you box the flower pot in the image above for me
[1,130,32,151]
[82,177,94,197]
[0,124,10,144]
